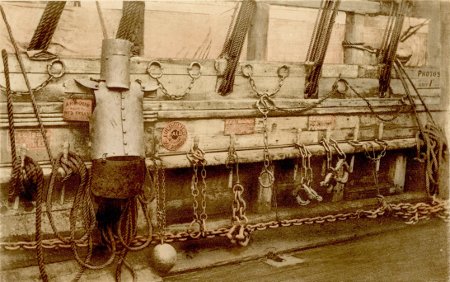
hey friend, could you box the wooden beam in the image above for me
[247,2,270,60]
[344,13,370,65]
[388,153,407,194]
[262,0,381,15]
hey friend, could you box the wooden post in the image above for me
[388,154,407,194]
[439,1,449,198]
[247,3,270,61]
[343,12,368,65]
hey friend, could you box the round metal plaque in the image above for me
[161,121,188,151]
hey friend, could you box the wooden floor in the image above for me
[164,221,449,282]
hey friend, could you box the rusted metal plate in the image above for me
[62,98,92,121]
[91,157,145,199]
[224,118,256,135]
[161,121,188,151]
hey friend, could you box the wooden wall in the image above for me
[0,0,445,240]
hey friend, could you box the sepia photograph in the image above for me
[0,0,448,281]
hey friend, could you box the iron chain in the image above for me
[2,199,447,251]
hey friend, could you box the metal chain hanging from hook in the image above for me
[186,138,208,238]
[293,144,322,205]
[320,139,350,202]
[363,140,388,196]
[147,61,202,100]
[225,135,250,246]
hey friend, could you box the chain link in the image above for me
[187,142,208,237]
[147,61,201,100]
[226,140,250,246]
[2,199,448,251]
[363,141,388,192]
[0,59,65,95]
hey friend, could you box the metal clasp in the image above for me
[147,61,163,79]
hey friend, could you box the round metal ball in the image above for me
[151,243,177,273]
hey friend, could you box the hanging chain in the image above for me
[186,140,208,238]
[363,141,388,195]
[0,58,65,95]
[153,160,167,243]
[225,137,250,246]
[293,144,321,205]
[147,61,201,100]
[320,139,350,202]
[258,110,275,189]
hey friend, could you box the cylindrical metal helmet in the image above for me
[100,38,132,90]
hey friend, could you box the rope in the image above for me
[1,5,54,165]
[28,1,66,51]
[378,0,408,97]
[218,0,256,96]
[116,1,145,56]
[304,0,341,99]
[96,1,108,39]
[29,157,48,282]
[393,60,447,197]
[2,49,21,202]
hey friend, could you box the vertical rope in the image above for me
[116,1,145,56]
[33,158,48,282]
[304,0,341,98]
[96,1,108,39]
[28,1,66,51]
[1,5,54,164]
[2,49,21,202]
[378,0,408,97]
[218,0,256,96]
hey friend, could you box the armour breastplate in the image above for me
[91,81,145,159]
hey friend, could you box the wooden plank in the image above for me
[263,0,382,15]
[247,3,270,60]
[151,138,419,169]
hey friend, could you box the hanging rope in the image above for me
[378,0,408,97]
[217,0,256,96]
[304,0,341,99]
[393,59,447,197]
[1,5,54,165]
[96,1,108,39]
[2,49,21,202]
[28,1,66,51]
[116,1,145,56]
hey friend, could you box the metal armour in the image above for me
[91,157,145,199]
[91,81,145,159]
[100,39,132,90]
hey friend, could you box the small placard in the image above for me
[15,129,50,151]
[161,121,188,151]
[308,115,336,130]
[63,98,92,121]
[224,118,255,135]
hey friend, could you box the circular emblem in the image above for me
[161,121,188,151]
